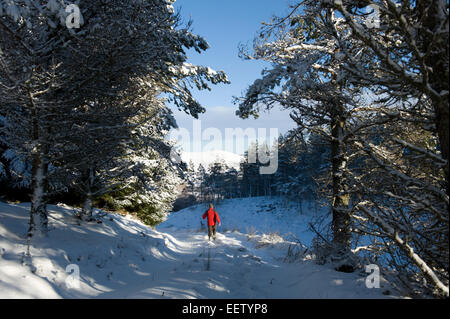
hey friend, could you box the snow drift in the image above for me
[0,198,399,298]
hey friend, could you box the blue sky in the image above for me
[170,0,296,154]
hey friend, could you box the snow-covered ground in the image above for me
[162,197,328,247]
[0,198,399,298]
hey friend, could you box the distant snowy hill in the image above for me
[0,198,401,299]
[181,150,244,170]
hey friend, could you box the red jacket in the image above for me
[202,208,221,226]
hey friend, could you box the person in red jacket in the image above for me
[202,203,221,241]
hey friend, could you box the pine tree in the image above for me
[236,2,363,256]
[0,1,229,237]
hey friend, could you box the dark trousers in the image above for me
[208,224,217,239]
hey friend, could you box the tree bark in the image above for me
[81,165,95,221]
[27,90,48,238]
[418,0,449,194]
[434,99,449,194]
[330,103,351,252]
[28,150,49,238]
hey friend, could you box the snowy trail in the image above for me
[0,199,399,299]
[94,230,278,299]
[94,228,391,299]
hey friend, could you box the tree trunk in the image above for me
[435,99,449,195]
[28,151,49,238]
[330,105,351,252]
[27,90,48,238]
[81,165,95,221]
[419,0,449,195]
[82,195,94,221]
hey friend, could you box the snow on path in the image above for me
[0,199,398,298]
[119,229,392,299]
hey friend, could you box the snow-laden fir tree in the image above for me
[58,77,173,222]
[0,0,229,237]
[322,0,449,193]
[236,0,448,296]
[315,0,449,297]
[235,1,372,264]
